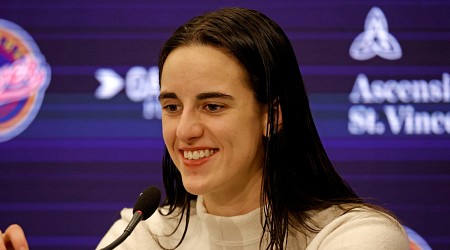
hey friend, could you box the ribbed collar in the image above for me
[195,195,264,246]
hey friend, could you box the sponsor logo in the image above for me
[95,66,161,119]
[347,7,449,135]
[349,6,402,60]
[348,73,450,135]
[0,19,51,142]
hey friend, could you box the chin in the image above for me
[182,180,209,196]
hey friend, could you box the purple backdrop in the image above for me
[0,1,448,249]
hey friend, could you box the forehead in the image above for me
[160,45,251,92]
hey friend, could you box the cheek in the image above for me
[228,116,264,149]
[162,123,180,165]
[161,118,177,147]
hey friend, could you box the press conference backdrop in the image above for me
[0,1,448,249]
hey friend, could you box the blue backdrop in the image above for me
[0,1,448,249]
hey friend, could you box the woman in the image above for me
[97,7,408,250]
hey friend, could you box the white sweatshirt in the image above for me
[97,196,409,249]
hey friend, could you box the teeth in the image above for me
[183,149,215,160]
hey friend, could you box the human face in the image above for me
[159,45,267,203]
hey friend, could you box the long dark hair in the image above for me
[158,7,363,249]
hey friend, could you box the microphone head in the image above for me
[133,186,161,220]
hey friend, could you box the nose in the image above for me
[176,108,203,143]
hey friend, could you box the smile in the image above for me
[183,149,216,160]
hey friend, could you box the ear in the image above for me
[263,100,283,137]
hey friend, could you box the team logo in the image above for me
[349,7,402,60]
[0,19,51,142]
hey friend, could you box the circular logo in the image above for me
[405,226,433,250]
[0,19,51,142]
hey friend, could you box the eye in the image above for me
[204,104,224,112]
[162,104,181,113]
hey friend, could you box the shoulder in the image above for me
[97,202,200,250]
[306,205,410,250]
[96,208,158,249]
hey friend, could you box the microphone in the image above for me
[101,186,161,250]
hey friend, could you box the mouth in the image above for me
[182,149,217,160]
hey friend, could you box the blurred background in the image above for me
[0,1,448,249]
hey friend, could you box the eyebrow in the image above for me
[197,92,234,100]
[158,92,177,101]
[158,91,234,101]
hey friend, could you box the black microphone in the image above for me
[101,186,161,250]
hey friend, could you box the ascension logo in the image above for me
[349,6,402,60]
[347,7,450,135]
[0,19,51,142]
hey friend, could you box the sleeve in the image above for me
[308,209,410,250]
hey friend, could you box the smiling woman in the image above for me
[96,7,409,250]
[159,45,266,216]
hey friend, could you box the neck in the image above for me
[203,169,262,216]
